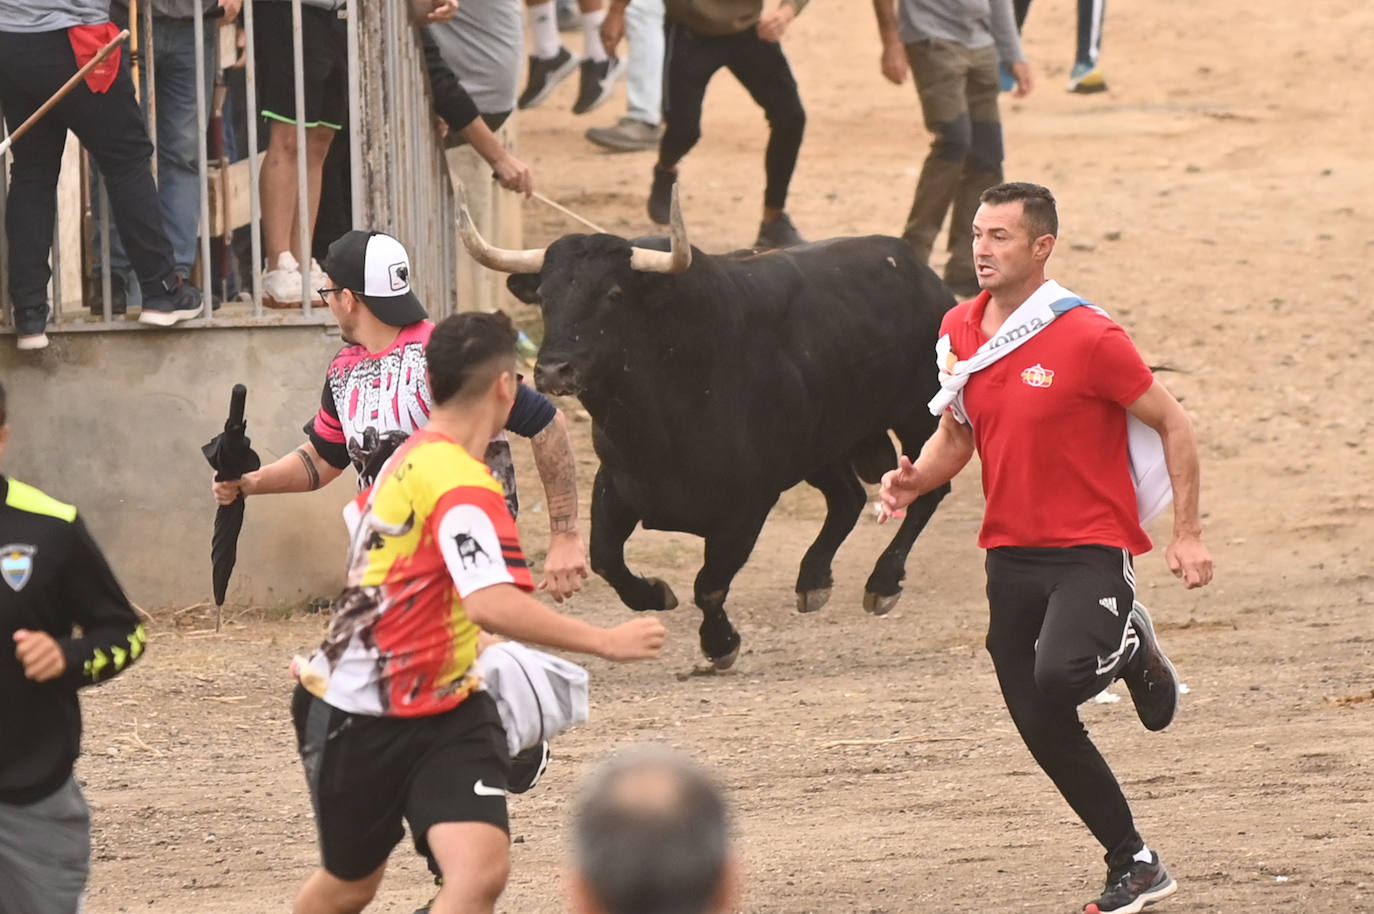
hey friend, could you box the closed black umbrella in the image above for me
[201,384,260,630]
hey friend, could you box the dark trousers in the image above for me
[984,545,1145,870]
[903,38,1002,288]
[0,28,174,333]
[659,22,805,211]
[1011,0,1105,67]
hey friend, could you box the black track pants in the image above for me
[984,545,1145,869]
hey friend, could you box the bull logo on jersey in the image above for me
[452,532,492,569]
[1,544,36,592]
[1020,363,1055,389]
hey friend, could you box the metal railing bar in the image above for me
[194,1,212,319]
[243,0,263,316]
[0,312,335,333]
[98,173,112,321]
[346,0,362,230]
[291,0,311,315]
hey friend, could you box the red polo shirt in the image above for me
[940,292,1155,555]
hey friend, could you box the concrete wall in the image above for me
[0,327,352,611]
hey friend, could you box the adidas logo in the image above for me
[1099,596,1119,616]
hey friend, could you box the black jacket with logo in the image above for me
[0,476,144,805]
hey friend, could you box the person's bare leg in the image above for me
[261,121,302,265]
[426,823,509,914]
[302,125,338,264]
[293,862,387,914]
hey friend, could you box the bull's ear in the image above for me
[506,273,541,304]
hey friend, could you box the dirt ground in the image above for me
[79,0,1374,911]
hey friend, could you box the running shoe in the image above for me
[518,47,580,110]
[1121,601,1180,731]
[1067,61,1108,94]
[1084,853,1178,914]
[572,56,627,115]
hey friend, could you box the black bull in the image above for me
[461,200,955,668]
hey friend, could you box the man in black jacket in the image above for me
[0,380,145,914]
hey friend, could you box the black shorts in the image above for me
[253,2,348,129]
[291,685,511,881]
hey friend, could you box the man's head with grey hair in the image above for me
[570,746,737,914]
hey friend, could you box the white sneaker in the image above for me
[16,332,49,351]
[263,252,305,308]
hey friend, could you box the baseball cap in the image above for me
[323,230,428,327]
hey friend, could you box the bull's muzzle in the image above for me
[533,359,578,396]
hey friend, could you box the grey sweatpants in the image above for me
[0,776,90,914]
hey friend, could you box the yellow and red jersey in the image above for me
[306,429,533,717]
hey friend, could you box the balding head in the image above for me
[571,746,736,914]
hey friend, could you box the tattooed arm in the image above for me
[529,410,589,602]
[211,441,343,504]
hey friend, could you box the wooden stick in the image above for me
[0,30,131,158]
[531,191,607,234]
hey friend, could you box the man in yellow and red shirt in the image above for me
[290,311,665,914]
[880,182,1212,914]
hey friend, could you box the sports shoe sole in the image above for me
[1128,602,1179,731]
[138,304,203,327]
[520,53,581,110]
[1085,873,1177,914]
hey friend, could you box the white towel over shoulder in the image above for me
[926,281,1173,526]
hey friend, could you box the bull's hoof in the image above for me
[863,589,902,616]
[628,577,679,612]
[699,623,741,671]
[709,645,740,671]
[796,587,832,614]
[650,578,679,611]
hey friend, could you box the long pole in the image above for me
[0,30,130,158]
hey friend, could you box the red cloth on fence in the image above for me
[67,24,123,95]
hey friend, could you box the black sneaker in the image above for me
[517,47,579,110]
[1121,601,1179,732]
[138,275,203,327]
[508,740,551,794]
[648,164,676,225]
[753,212,806,249]
[1084,853,1178,914]
[571,56,626,115]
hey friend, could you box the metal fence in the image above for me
[0,0,457,334]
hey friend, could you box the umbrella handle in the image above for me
[228,384,247,425]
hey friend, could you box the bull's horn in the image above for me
[456,182,545,274]
[629,183,691,274]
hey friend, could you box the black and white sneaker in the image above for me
[1121,601,1179,732]
[508,740,551,794]
[571,55,627,115]
[1084,853,1178,914]
[754,212,806,249]
[517,47,580,110]
[138,275,203,327]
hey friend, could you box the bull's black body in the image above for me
[509,233,955,667]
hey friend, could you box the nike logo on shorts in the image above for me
[473,779,508,797]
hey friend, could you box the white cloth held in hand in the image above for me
[478,641,590,756]
[926,280,1173,526]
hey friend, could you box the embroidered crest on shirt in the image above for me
[1,544,37,592]
[1020,363,1056,388]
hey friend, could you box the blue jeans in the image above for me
[98,16,218,307]
[625,0,664,125]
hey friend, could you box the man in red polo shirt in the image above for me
[879,182,1212,914]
